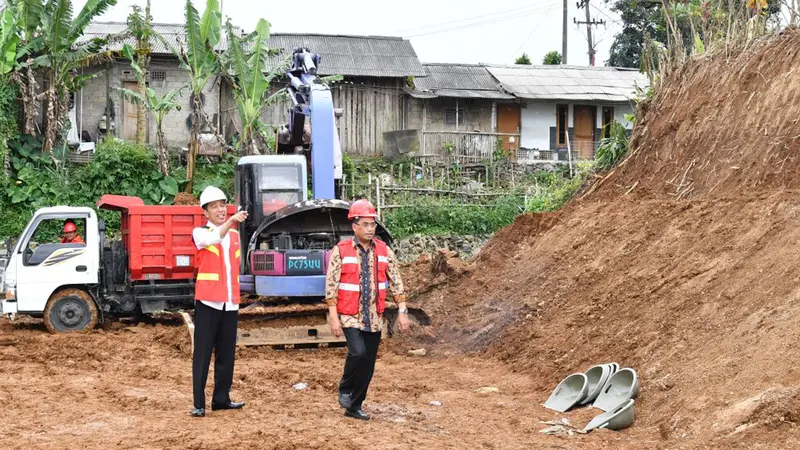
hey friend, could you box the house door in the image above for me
[496,103,520,153]
[122,81,145,142]
[573,105,595,159]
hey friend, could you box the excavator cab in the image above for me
[236,155,307,234]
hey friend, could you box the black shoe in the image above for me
[338,392,353,409]
[211,401,245,411]
[344,408,370,420]
[191,407,205,417]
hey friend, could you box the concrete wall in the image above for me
[76,56,221,147]
[520,102,554,149]
[519,100,635,150]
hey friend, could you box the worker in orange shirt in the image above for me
[60,220,85,244]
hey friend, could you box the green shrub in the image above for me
[383,195,523,239]
[595,120,630,171]
[525,162,592,213]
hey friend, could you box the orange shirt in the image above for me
[60,235,85,244]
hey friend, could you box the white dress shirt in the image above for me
[192,221,238,311]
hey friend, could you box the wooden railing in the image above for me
[420,131,521,164]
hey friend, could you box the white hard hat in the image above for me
[199,186,227,207]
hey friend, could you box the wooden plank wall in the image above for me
[260,76,403,156]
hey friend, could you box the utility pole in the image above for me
[562,0,568,64]
[574,0,605,66]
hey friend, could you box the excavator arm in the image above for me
[278,47,341,200]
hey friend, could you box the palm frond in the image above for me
[70,0,117,42]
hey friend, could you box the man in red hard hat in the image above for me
[325,198,410,420]
[60,220,85,244]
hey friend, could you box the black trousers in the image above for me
[192,301,238,409]
[339,328,382,410]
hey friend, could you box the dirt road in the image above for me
[0,318,657,450]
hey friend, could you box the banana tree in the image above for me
[167,0,221,193]
[18,0,118,153]
[222,18,287,155]
[126,0,153,145]
[0,7,21,174]
[0,7,21,76]
[117,44,182,176]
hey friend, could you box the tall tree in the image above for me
[605,0,782,68]
[17,0,118,154]
[126,0,152,145]
[605,0,665,68]
[221,18,287,156]
[170,0,221,193]
[0,6,20,175]
[117,43,181,175]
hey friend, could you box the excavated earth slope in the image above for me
[411,30,800,448]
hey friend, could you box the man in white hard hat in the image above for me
[190,186,248,418]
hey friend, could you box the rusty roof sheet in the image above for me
[485,65,648,102]
[82,24,424,78]
[267,33,425,78]
[82,22,233,54]
[410,63,514,99]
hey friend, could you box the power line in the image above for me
[406,4,563,38]
[510,5,561,60]
[391,2,559,35]
[589,3,622,25]
[575,0,605,65]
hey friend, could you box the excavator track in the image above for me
[177,297,431,350]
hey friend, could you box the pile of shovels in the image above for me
[543,363,639,432]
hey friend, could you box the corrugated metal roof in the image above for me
[82,22,234,54]
[411,63,514,100]
[82,24,424,78]
[485,65,649,102]
[267,33,425,78]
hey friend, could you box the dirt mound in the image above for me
[410,30,800,447]
[174,192,199,205]
[594,30,800,202]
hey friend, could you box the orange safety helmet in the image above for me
[63,221,77,233]
[347,199,378,220]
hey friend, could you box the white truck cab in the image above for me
[2,206,101,332]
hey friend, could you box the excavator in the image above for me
[0,47,429,347]
[233,47,429,346]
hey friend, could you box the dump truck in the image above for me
[0,154,425,346]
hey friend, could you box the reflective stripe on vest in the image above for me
[336,238,389,315]
[194,227,242,303]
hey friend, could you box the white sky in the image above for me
[73,0,624,66]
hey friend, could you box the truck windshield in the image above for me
[258,165,302,205]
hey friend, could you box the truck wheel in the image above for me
[43,288,98,334]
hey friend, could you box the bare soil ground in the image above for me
[0,319,652,450]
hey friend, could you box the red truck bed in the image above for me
[97,195,237,281]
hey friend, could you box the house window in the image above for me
[556,104,568,146]
[445,108,465,125]
[149,70,167,82]
[602,106,615,138]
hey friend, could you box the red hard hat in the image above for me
[348,199,378,220]
[63,221,77,233]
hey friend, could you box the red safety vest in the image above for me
[336,238,389,315]
[194,227,241,303]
